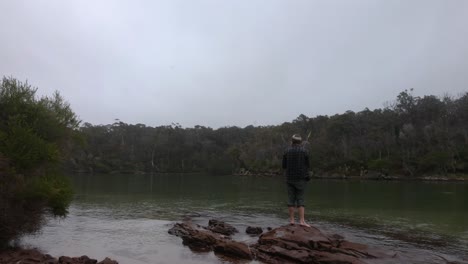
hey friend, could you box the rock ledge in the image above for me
[169,219,396,264]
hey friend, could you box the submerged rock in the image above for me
[169,220,396,264]
[246,226,263,235]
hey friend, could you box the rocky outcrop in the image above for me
[169,219,396,264]
[246,226,263,235]
[0,248,118,264]
[254,225,392,264]
[169,222,226,252]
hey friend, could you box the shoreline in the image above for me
[234,173,468,182]
[69,170,468,182]
[0,247,118,264]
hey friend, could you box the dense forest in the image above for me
[67,89,468,178]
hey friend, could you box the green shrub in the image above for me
[0,77,79,247]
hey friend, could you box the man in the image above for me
[282,134,310,227]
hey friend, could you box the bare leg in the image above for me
[288,206,295,225]
[298,206,310,227]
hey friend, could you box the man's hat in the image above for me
[292,134,302,141]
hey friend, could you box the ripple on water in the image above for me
[19,179,468,264]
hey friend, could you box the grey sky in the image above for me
[1,0,467,128]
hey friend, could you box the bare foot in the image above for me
[299,222,310,227]
[289,220,295,225]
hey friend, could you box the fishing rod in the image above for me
[303,131,312,147]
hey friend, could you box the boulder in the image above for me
[214,240,253,260]
[246,226,263,235]
[254,225,393,263]
[206,219,238,236]
[169,222,226,251]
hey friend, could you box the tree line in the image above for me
[68,89,468,177]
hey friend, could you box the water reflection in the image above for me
[21,174,468,263]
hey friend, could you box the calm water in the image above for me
[21,174,468,264]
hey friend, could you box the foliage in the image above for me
[68,90,468,177]
[0,77,79,247]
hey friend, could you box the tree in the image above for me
[0,77,79,247]
[65,89,468,178]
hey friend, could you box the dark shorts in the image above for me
[287,181,307,207]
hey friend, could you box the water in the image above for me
[21,174,468,263]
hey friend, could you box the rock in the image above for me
[169,221,396,264]
[59,255,97,264]
[214,240,253,260]
[183,212,202,218]
[0,248,116,264]
[206,219,238,236]
[168,222,193,237]
[254,225,394,264]
[169,222,226,251]
[0,248,57,264]
[245,226,263,235]
[97,257,119,264]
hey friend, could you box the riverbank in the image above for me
[69,169,468,181]
[235,172,468,182]
[0,247,118,264]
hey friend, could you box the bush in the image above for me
[0,77,79,248]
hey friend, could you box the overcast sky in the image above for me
[1,0,467,128]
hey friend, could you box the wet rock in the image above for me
[58,255,97,264]
[169,221,396,264]
[254,225,394,264]
[169,222,226,251]
[214,240,253,260]
[0,248,57,264]
[97,257,119,264]
[183,212,202,218]
[58,256,118,264]
[0,248,117,264]
[207,219,238,236]
[168,222,193,237]
[246,226,263,235]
